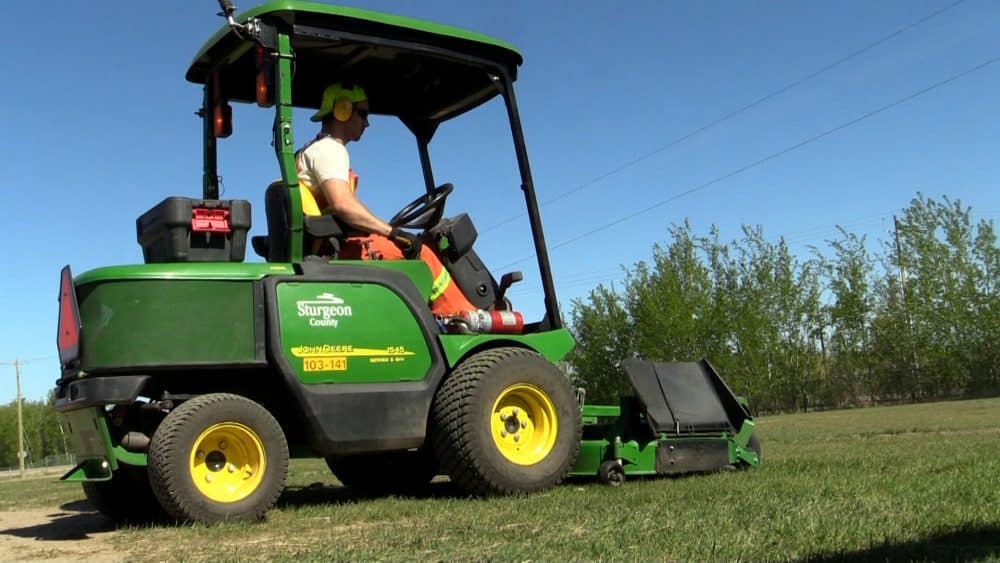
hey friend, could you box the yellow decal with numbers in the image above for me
[291,345,415,372]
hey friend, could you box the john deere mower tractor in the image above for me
[54,1,759,524]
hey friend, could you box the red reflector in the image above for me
[191,208,231,233]
[57,265,81,365]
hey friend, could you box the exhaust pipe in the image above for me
[121,431,151,452]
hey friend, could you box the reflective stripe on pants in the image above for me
[340,234,475,316]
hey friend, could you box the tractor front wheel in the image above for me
[430,347,581,496]
[147,393,289,524]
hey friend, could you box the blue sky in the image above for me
[1,0,998,403]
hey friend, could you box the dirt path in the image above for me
[0,507,120,562]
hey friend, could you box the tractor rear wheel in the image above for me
[82,463,166,525]
[147,393,289,524]
[430,347,581,496]
[326,448,438,494]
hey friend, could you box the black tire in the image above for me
[597,460,626,486]
[147,393,289,524]
[326,448,438,494]
[430,347,581,496]
[82,463,167,525]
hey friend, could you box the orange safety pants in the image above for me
[340,234,476,317]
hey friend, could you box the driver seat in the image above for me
[251,181,353,262]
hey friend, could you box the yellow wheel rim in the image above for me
[189,423,266,503]
[490,383,558,466]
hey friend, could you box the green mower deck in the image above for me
[571,360,759,485]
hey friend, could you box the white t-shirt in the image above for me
[296,136,350,215]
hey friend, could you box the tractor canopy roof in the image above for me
[187,1,523,123]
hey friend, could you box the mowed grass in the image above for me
[2,397,998,561]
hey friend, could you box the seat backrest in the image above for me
[264,181,351,262]
[264,181,292,262]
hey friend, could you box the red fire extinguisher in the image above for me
[447,310,524,334]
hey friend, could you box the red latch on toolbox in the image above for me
[191,208,231,233]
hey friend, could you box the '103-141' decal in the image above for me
[290,345,415,372]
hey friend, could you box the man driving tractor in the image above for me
[295,81,478,317]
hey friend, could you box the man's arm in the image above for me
[320,178,393,236]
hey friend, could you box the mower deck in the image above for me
[570,360,759,484]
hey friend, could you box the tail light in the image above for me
[57,266,81,366]
[211,73,233,138]
[255,45,274,108]
[213,102,233,138]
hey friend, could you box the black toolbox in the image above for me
[137,197,252,263]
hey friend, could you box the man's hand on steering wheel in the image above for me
[389,227,422,259]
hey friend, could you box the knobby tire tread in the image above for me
[431,347,581,496]
[147,393,288,523]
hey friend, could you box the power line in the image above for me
[497,54,1000,271]
[782,214,897,246]
[508,270,625,298]
[0,356,55,366]
[507,203,994,301]
[509,213,893,298]
[507,201,994,299]
[481,0,968,234]
[508,266,623,290]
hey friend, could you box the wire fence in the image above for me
[0,453,76,480]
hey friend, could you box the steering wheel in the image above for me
[389,183,454,230]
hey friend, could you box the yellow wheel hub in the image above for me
[490,383,558,465]
[189,423,266,503]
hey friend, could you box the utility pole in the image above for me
[1,358,28,480]
[15,359,24,480]
[893,216,908,297]
[893,216,920,391]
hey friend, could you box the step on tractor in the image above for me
[54,1,760,524]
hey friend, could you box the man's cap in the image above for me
[310,82,368,122]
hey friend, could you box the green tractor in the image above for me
[54,1,759,524]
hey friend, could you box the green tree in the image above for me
[566,282,634,403]
[0,403,16,467]
[970,217,1000,392]
[624,222,718,362]
[867,194,999,400]
[816,228,876,405]
[890,196,982,396]
[0,399,70,468]
[727,227,823,411]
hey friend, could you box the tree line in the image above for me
[0,393,69,468]
[567,194,999,413]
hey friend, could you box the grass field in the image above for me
[1,397,998,561]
